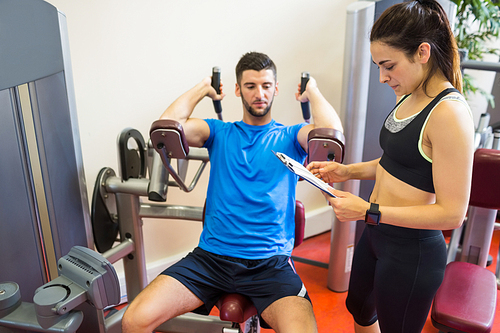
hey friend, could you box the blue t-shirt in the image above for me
[200,119,308,259]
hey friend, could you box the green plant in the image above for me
[452,0,500,107]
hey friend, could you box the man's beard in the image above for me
[242,97,274,118]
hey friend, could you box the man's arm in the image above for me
[295,77,343,151]
[160,77,223,147]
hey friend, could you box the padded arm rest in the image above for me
[307,128,345,164]
[150,119,190,160]
[469,148,500,210]
[150,119,209,193]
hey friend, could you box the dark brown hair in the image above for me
[370,0,462,94]
[235,52,277,85]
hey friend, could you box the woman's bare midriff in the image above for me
[370,163,435,208]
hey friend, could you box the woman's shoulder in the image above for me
[434,91,472,118]
[425,90,474,135]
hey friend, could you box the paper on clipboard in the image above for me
[273,151,336,198]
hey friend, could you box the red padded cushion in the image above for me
[150,119,190,159]
[469,148,500,210]
[294,200,305,247]
[431,261,497,333]
[216,293,257,323]
[307,128,345,164]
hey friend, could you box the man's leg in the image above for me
[122,275,204,333]
[261,296,317,333]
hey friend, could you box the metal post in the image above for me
[460,205,497,267]
[116,193,148,302]
[327,1,375,292]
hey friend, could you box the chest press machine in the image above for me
[0,107,343,333]
[87,83,345,332]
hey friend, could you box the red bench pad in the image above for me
[431,261,496,333]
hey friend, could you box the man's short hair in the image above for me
[235,52,277,84]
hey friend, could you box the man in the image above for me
[122,52,343,333]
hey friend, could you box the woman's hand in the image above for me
[324,189,370,222]
[306,161,350,183]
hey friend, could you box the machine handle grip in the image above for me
[117,128,147,180]
[300,71,311,123]
[211,66,223,120]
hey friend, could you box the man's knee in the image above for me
[122,304,149,333]
[121,286,167,332]
[262,296,317,332]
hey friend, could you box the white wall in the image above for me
[44,0,355,282]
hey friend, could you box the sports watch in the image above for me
[365,203,381,226]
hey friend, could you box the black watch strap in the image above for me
[365,203,381,226]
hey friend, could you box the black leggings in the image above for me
[345,223,446,333]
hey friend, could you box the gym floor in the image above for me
[252,227,500,332]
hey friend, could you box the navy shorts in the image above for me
[161,247,311,325]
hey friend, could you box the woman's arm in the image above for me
[326,100,475,230]
[307,158,379,183]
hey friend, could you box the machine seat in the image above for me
[431,261,496,333]
[216,293,257,324]
[213,200,306,325]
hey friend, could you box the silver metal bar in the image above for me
[116,193,148,302]
[148,151,168,201]
[140,203,203,221]
[462,60,500,73]
[186,147,210,161]
[155,313,233,333]
[105,176,149,196]
[460,206,497,267]
[102,238,135,264]
[105,305,127,333]
[166,160,209,193]
[446,223,464,264]
[496,243,500,289]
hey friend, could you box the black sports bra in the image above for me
[379,88,460,193]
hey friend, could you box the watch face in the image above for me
[365,212,380,226]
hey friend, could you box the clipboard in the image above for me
[273,151,336,198]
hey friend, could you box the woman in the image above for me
[307,1,474,332]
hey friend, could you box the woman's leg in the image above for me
[355,321,381,333]
[346,227,379,329]
[373,233,446,333]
